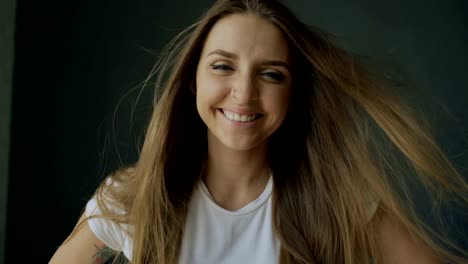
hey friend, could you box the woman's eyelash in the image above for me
[211,64,285,81]
[261,71,285,81]
[211,64,234,71]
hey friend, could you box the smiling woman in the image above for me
[196,14,292,152]
[49,0,468,264]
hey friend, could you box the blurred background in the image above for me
[1,0,467,263]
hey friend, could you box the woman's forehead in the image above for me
[200,14,290,63]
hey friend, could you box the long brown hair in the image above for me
[93,0,468,263]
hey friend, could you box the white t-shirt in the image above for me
[86,176,378,263]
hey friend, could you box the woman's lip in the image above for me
[218,107,263,115]
[217,109,263,123]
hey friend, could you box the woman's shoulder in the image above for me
[85,175,133,260]
[84,167,137,256]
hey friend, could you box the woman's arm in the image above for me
[375,212,442,264]
[49,213,116,264]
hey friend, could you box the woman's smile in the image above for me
[219,109,263,123]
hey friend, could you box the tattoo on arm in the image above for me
[93,244,129,264]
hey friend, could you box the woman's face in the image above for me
[195,13,292,152]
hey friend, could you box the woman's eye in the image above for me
[261,71,285,81]
[211,64,234,71]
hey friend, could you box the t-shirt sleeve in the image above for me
[85,194,133,260]
[366,198,379,221]
[365,188,380,221]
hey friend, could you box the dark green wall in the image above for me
[6,0,467,263]
[0,0,16,262]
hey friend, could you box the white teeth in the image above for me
[222,110,258,122]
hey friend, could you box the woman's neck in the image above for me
[203,137,271,211]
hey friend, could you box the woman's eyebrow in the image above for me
[261,60,290,71]
[207,49,238,59]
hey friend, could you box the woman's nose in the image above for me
[231,74,259,103]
